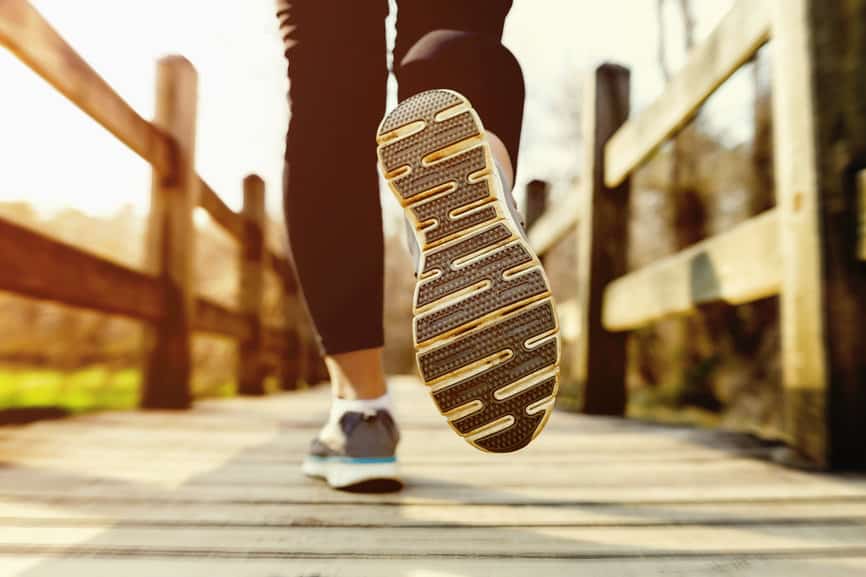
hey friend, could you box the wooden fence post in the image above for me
[277,268,303,391]
[571,64,631,415]
[772,0,866,467]
[238,174,266,396]
[524,179,549,232]
[277,324,302,391]
[141,56,198,409]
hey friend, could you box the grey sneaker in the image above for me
[377,89,561,454]
[302,409,401,492]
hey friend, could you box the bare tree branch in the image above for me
[658,0,696,82]
[679,0,696,50]
[657,0,671,82]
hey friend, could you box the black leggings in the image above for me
[277,0,525,354]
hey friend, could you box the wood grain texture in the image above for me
[193,298,252,340]
[524,179,550,234]
[0,210,276,346]
[266,251,293,285]
[0,378,862,572]
[0,216,163,321]
[272,253,305,390]
[529,193,580,258]
[261,326,289,355]
[238,175,267,396]
[1,557,865,577]
[198,181,244,241]
[603,209,781,331]
[3,524,866,558]
[0,457,837,490]
[5,481,866,507]
[140,56,199,410]
[604,0,772,186]
[770,0,866,468]
[4,500,866,528]
[771,0,828,467]
[859,170,866,261]
[571,64,630,414]
[0,0,172,174]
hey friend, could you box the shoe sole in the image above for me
[376,89,560,453]
[303,457,403,493]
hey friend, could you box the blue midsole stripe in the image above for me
[308,456,397,465]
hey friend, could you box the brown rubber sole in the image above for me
[376,89,560,453]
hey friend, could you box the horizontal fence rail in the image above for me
[604,0,772,187]
[0,0,323,408]
[193,298,254,342]
[200,181,245,241]
[528,194,581,258]
[0,0,173,173]
[0,216,165,322]
[602,209,781,331]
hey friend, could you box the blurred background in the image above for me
[0,0,778,436]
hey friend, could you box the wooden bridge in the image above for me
[1,0,866,574]
[1,377,866,575]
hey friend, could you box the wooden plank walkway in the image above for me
[0,376,865,576]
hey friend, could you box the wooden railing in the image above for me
[532,0,866,468]
[0,0,325,408]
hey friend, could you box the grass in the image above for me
[0,366,139,413]
[0,365,242,415]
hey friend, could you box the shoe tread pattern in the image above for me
[377,90,559,453]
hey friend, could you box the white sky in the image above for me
[0,0,742,221]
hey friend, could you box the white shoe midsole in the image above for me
[302,457,400,489]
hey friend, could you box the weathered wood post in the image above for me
[277,267,303,391]
[141,56,199,409]
[238,174,267,396]
[771,0,866,467]
[277,324,302,391]
[296,329,314,387]
[315,353,330,384]
[307,342,327,385]
[524,179,549,232]
[571,64,631,415]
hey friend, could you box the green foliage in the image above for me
[0,365,240,413]
[0,366,139,412]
